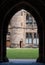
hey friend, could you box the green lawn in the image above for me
[6,48,39,59]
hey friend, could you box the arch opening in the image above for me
[0,1,44,62]
[6,9,39,60]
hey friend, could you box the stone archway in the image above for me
[0,0,45,63]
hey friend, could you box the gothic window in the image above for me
[26,14,33,24]
[29,33,32,38]
[26,33,32,44]
[26,33,29,38]
[34,33,37,38]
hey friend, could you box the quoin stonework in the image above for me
[6,9,39,48]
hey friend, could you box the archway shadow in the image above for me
[0,1,44,63]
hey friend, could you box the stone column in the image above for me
[0,29,3,62]
[42,24,45,62]
[37,27,44,63]
[0,25,9,62]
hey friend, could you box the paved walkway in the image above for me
[0,59,45,65]
[9,59,36,63]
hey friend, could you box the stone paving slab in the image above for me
[0,59,45,65]
[9,59,36,63]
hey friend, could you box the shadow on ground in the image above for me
[0,59,45,65]
[0,62,45,65]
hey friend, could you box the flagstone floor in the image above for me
[0,59,45,65]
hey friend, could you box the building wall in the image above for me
[6,9,39,48]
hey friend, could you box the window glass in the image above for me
[26,38,28,43]
[26,33,29,38]
[26,33,32,44]
[26,14,32,24]
[29,33,32,38]
[34,33,37,38]
[29,39,32,43]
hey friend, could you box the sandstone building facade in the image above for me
[6,9,39,48]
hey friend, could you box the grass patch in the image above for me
[6,48,39,59]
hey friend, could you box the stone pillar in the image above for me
[37,27,44,63]
[0,26,9,62]
[0,30,3,62]
[42,25,45,62]
[3,32,9,62]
